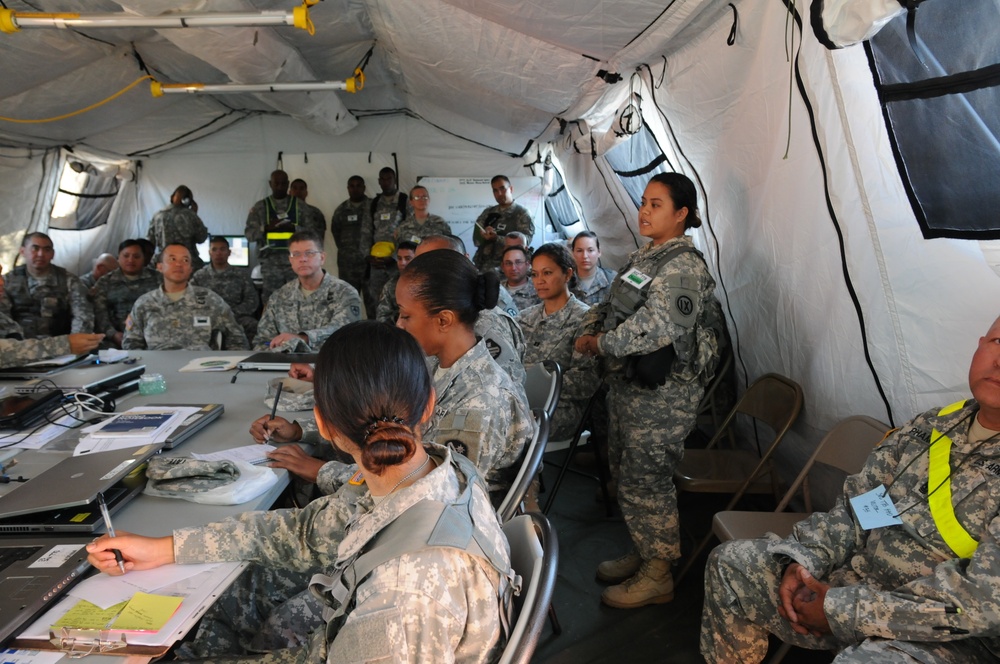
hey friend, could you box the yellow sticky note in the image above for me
[53,600,129,630]
[111,592,184,632]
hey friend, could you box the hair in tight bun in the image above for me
[400,249,496,328]
[313,321,431,476]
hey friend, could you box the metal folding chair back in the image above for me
[497,409,550,523]
[497,513,559,664]
[522,360,561,421]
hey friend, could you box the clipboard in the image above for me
[11,562,246,657]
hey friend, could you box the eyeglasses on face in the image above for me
[411,195,429,201]
[290,250,321,259]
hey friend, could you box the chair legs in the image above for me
[543,385,613,516]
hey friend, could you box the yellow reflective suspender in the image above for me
[927,400,979,559]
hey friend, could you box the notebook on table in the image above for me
[0,354,95,380]
[235,352,317,371]
[142,403,225,449]
[0,444,161,533]
[13,363,146,395]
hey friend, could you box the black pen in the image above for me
[97,492,126,574]
[265,382,283,443]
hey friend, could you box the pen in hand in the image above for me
[265,381,283,444]
[97,492,126,574]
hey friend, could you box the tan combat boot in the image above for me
[600,558,674,608]
[596,550,642,583]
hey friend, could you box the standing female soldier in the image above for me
[576,172,725,609]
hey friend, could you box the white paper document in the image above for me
[74,406,201,456]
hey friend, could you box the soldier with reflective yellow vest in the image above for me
[702,314,1000,664]
[245,170,324,304]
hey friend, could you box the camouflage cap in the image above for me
[265,376,315,412]
[145,457,240,496]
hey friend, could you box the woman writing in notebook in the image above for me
[87,321,511,663]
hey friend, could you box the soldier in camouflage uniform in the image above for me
[245,170,325,304]
[414,235,526,383]
[393,185,451,245]
[329,175,370,296]
[191,236,260,342]
[374,241,417,324]
[0,232,93,338]
[501,245,541,312]
[571,230,617,306]
[577,174,724,609]
[702,315,1000,663]
[518,243,598,440]
[93,240,161,348]
[147,185,209,270]
[360,167,408,319]
[0,264,103,366]
[253,233,361,352]
[78,253,117,292]
[122,244,248,351]
[87,322,510,664]
[289,178,328,238]
[472,175,535,274]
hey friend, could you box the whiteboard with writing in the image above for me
[418,176,545,253]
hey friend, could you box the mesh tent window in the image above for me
[50,158,120,231]
[542,163,581,235]
[865,0,1000,239]
[604,126,673,208]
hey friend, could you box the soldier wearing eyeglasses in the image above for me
[253,232,362,352]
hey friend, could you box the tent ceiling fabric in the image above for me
[0,0,725,156]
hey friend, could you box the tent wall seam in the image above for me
[636,63,749,391]
[823,46,915,420]
[783,0,895,426]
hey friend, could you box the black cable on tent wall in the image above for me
[126,111,255,157]
[639,62,749,391]
[781,0,896,427]
[350,108,525,159]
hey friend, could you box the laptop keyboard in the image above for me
[0,545,41,572]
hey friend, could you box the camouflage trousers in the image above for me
[236,315,259,344]
[336,258,366,298]
[700,538,993,663]
[606,376,701,562]
[175,564,326,663]
[259,255,296,306]
[363,264,396,321]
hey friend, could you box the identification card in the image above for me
[193,315,211,327]
[622,267,652,290]
[849,484,903,529]
[347,214,358,222]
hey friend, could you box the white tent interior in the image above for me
[1,0,998,476]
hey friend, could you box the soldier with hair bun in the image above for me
[88,321,512,663]
[577,172,725,609]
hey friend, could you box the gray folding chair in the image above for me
[498,513,559,664]
[497,409,550,523]
[675,373,803,581]
[711,415,888,663]
[523,360,561,421]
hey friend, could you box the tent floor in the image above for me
[531,451,835,664]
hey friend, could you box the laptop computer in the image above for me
[143,403,225,449]
[13,364,146,395]
[0,353,95,380]
[0,390,65,430]
[0,444,161,531]
[236,352,317,371]
[0,535,93,645]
